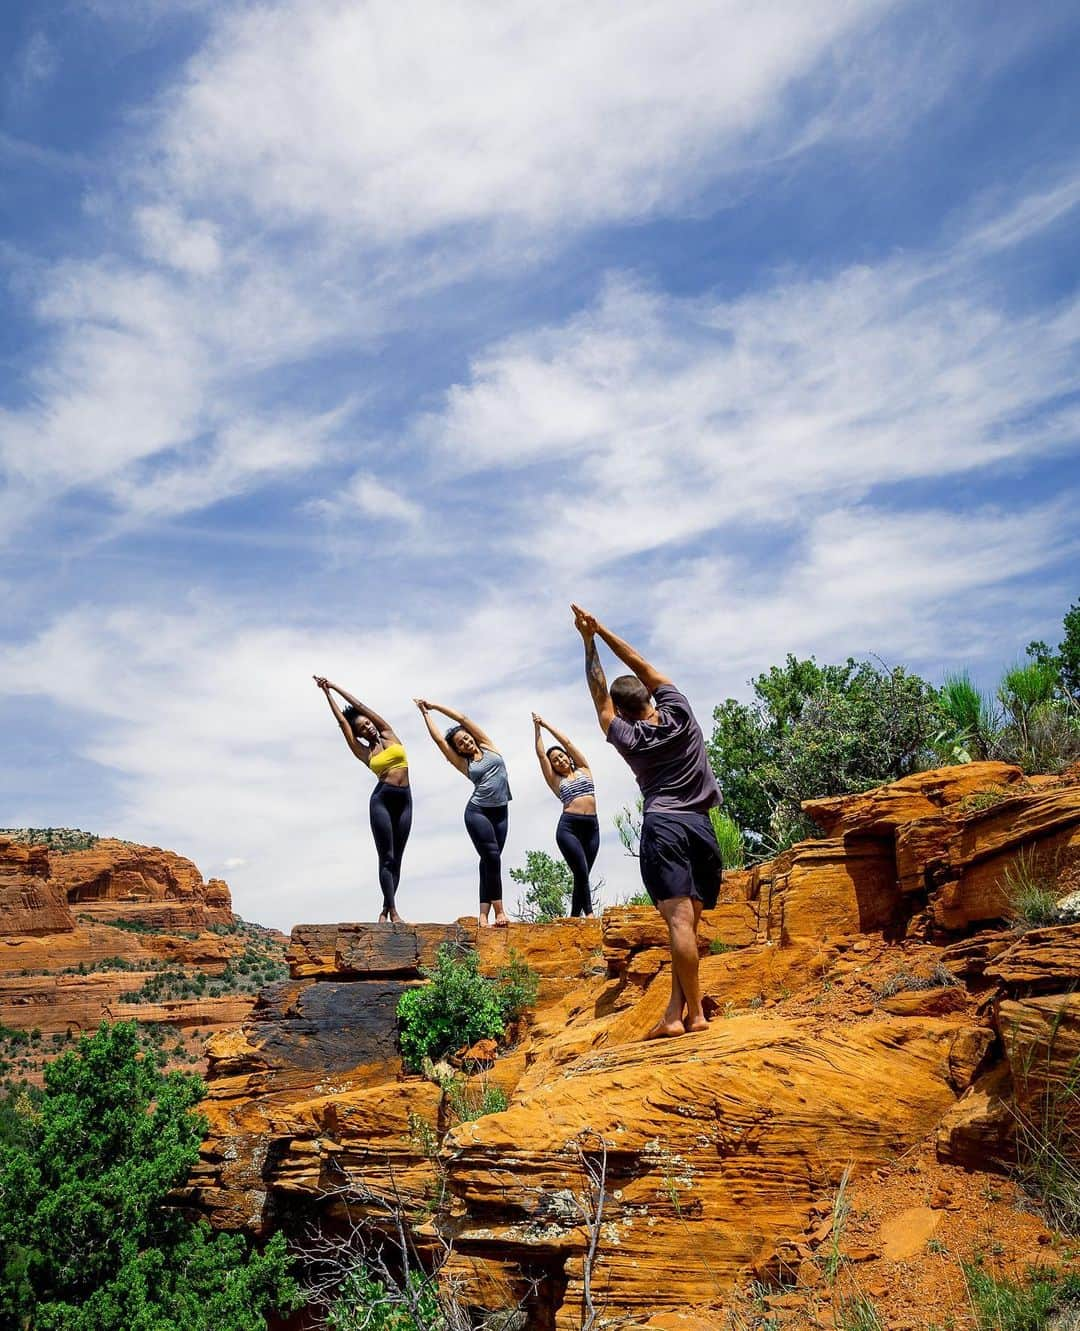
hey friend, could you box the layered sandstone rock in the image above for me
[0,832,281,1083]
[192,766,1080,1329]
[0,837,74,936]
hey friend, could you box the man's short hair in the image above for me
[611,675,650,718]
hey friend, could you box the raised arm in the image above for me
[532,713,561,796]
[538,715,590,771]
[572,607,615,734]
[421,700,496,751]
[323,680,395,738]
[415,700,469,773]
[573,605,671,694]
[314,676,370,764]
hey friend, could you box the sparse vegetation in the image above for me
[396,945,538,1073]
[878,963,961,997]
[1004,849,1066,933]
[837,1295,885,1331]
[510,849,572,922]
[963,1261,1080,1331]
[710,808,746,869]
[959,786,1013,813]
[0,827,100,853]
[1008,1005,1080,1235]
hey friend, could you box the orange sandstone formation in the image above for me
[190,763,1080,1329]
[0,832,283,1079]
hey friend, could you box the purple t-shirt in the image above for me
[606,683,723,815]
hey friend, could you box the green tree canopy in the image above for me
[0,1021,299,1331]
[709,655,942,850]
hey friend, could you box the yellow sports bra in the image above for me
[370,742,408,777]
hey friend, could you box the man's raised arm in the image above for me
[580,610,671,694]
[572,605,616,734]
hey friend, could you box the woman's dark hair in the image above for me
[546,745,572,766]
[343,705,373,738]
[445,724,470,752]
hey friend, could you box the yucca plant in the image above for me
[997,659,1071,771]
[936,671,998,762]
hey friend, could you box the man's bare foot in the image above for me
[644,1018,686,1040]
[377,912,389,925]
[493,914,510,928]
[389,911,405,924]
[685,1016,709,1033]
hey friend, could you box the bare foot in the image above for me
[389,912,405,924]
[493,915,510,928]
[685,1016,709,1034]
[644,1018,686,1040]
[377,912,389,925]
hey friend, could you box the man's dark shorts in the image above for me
[639,810,722,909]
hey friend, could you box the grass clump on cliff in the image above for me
[396,945,538,1073]
[963,1261,1080,1331]
[0,1020,300,1331]
[1003,849,1068,934]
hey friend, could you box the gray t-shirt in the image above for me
[467,749,512,807]
[606,683,722,815]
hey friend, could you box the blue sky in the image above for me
[1,1,1078,931]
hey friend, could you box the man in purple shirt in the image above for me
[572,605,723,1039]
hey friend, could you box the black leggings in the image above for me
[463,802,509,904]
[556,812,600,916]
[369,782,412,914]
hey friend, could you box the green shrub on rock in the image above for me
[396,945,538,1073]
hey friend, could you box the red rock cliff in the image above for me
[190,763,1080,1330]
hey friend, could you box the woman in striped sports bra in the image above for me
[532,713,599,917]
[415,698,511,927]
[314,677,411,924]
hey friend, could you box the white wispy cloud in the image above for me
[314,472,423,527]
[411,194,1080,569]
[156,0,900,238]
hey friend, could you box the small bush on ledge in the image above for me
[396,945,538,1073]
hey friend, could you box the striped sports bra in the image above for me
[370,742,408,779]
[559,771,595,807]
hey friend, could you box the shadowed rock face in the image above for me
[191,767,1080,1329]
[246,977,417,1074]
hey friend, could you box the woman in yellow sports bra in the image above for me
[314,676,411,923]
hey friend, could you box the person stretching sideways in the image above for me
[314,677,411,924]
[532,713,598,918]
[415,699,511,927]
[571,605,723,1038]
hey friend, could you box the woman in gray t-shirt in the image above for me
[416,699,512,926]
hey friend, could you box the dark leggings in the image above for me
[556,812,600,916]
[369,782,412,914]
[463,802,509,904]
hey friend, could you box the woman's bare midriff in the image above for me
[563,796,596,815]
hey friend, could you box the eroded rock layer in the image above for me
[0,832,284,1082]
[193,767,1080,1329]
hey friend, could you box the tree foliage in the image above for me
[709,655,942,851]
[0,1021,299,1331]
[396,945,539,1072]
[510,849,572,921]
